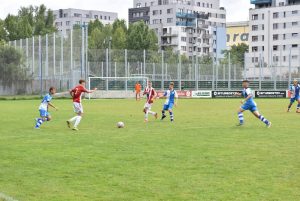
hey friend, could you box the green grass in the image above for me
[0,98,299,201]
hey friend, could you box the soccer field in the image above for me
[0,98,299,201]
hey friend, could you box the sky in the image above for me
[0,0,253,22]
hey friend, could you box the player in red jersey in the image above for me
[143,81,158,122]
[67,79,97,131]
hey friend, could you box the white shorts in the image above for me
[73,102,84,114]
[144,102,152,110]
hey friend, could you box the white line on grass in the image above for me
[0,192,19,201]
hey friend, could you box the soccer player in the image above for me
[67,80,97,131]
[35,87,58,129]
[135,82,141,101]
[287,80,300,112]
[143,81,158,122]
[161,82,178,122]
[236,80,271,128]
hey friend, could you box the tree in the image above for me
[222,43,249,65]
[112,27,127,50]
[88,19,104,35]
[0,19,8,43]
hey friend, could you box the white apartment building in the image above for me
[53,8,118,35]
[129,0,227,61]
[247,0,300,77]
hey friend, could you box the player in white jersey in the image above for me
[143,81,158,122]
[35,87,58,129]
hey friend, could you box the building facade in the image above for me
[53,8,118,35]
[226,21,249,47]
[247,0,300,76]
[128,0,227,61]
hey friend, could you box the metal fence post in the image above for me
[26,38,28,69]
[39,35,42,96]
[106,48,109,90]
[143,49,146,77]
[259,53,262,90]
[60,31,64,76]
[125,49,128,91]
[228,52,231,90]
[196,55,199,90]
[162,50,164,90]
[45,34,49,77]
[53,32,56,76]
[81,27,85,78]
[288,48,292,87]
[179,52,182,90]
[32,36,35,74]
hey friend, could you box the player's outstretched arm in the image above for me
[48,102,58,111]
[241,94,253,104]
[86,88,98,93]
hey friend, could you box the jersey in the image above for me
[71,85,88,103]
[135,84,141,92]
[164,89,178,105]
[39,93,52,111]
[289,84,300,98]
[144,87,156,104]
[242,88,256,106]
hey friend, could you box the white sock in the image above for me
[148,111,156,116]
[144,110,148,120]
[74,116,82,128]
[69,116,77,123]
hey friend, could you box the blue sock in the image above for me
[259,115,269,125]
[35,118,44,128]
[169,111,174,121]
[238,112,244,124]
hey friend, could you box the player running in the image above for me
[143,81,158,122]
[35,87,58,129]
[67,80,97,131]
[161,82,178,122]
[135,82,141,101]
[236,80,271,128]
[287,80,300,113]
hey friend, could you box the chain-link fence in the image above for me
[1,27,300,95]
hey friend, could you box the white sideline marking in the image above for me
[0,192,19,201]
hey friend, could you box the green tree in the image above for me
[112,27,127,49]
[222,43,249,65]
[88,19,104,35]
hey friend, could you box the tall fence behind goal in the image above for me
[88,77,148,99]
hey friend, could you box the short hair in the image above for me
[242,80,249,83]
[49,87,55,92]
[79,79,85,84]
[170,82,174,86]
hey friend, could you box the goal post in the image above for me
[88,76,149,99]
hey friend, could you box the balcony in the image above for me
[161,31,179,37]
[176,12,196,19]
[250,0,272,4]
[161,41,178,46]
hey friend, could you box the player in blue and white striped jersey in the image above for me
[287,80,300,112]
[161,82,178,122]
[236,80,271,128]
[34,87,58,129]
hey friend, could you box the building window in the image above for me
[181,46,186,51]
[262,24,264,30]
[283,23,286,29]
[262,35,264,41]
[279,2,284,6]
[86,14,89,18]
[252,25,258,31]
[94,15,98,19]
[292,44,298,48]
[273,23,278,30]
[283,34,286,39]
[181,37,186,42]
[252,14,258,20]
[76,21,81,25]
[100,15,103,19]
[167,18,173,23]
[273,56,279,62]
[63,13,68,18]
[136,3,141,8]
[273,12,279,18]
[104,16,107,20]
[66,21,70,26]
[292,55,298,60]
[252,46,258,52]
[292,10,298,14]
[262,14,264,20]
[273,34,278,40]
[74,13,81,17]
[167,9,173,14]
[292,22,298,26]
[153,10,159,15]
[292,33,298,37]
[252,36,258,42]
[273,45,278,51]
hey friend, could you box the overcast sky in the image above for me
[0,0,253,22]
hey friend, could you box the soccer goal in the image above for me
[88,76,149,99]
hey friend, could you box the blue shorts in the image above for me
[290,97,300,103]
[39,109,49,117]
[241,103,258,112]
[163,103,174,110]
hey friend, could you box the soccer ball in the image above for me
[117,122,125,128]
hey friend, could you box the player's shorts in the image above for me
[290,96,300,103]
[163,103,174,110]
[135,90,141,94]
[241,103,258,112]
[73,102,84,114]
[144,102,152,110]
[39,109,49,117]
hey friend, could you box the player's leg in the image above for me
[287,98,295,112]
[73,104,83,130]
[168,103,174,122]
[252,109,271,127]
[296,98,300,113]
[237,107,245,126]
[144,103,150,122]
[136,92,138,101]
[161,104,168,120]
[35,110,48,129]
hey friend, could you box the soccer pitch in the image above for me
[0,98,299,201]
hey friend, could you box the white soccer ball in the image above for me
[117,122,125,128]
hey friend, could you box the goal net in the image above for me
[88,77,149,99]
